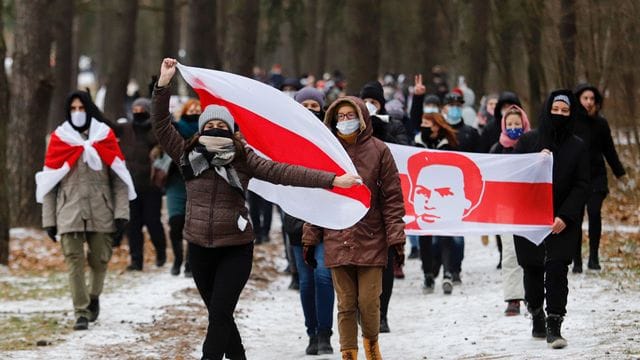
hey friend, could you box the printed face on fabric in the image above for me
[405,151,484,228]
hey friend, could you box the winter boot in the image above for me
[288,272,300,290]
[546,314,567,348]
[88,296,100,322]
[363,337,382,360]
[442,275,453,295]
[422,274,435,294]
[408,246,419,259]
[317,330,334,355]
[504,300,520,316]
[73,316,89,331]
[126,263,142,271]
[529,307,546,338]
[184,262,193,278]
[587,253,601,270]
[379,317,390,333]
[170,261,181,276]
[393,262,405,279]
[305,335,318,355]
[571,261,582,274]
[341,349,358,360]
[452,272,462,284]
[156,251,167,267]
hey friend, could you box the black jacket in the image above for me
[514,90,589,264]
[370,114,411,145]
[573,84,626,192]
[478,92,521,153]
[451,121,479,153]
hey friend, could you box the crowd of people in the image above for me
[37,57,627,360]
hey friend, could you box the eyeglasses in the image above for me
[336,112,358,121]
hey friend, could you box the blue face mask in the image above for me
[446,106,462,125]
[506,127,524,140]
[423,105,439,114]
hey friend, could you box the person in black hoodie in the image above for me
[514,90,589,349]
[478,91,522,153]
[571,84,626,272]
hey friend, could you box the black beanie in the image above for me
[359,81,386,109]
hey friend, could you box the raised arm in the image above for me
[151,58,185,163]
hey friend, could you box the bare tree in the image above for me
[522,0,546,122]
[7,0,55,227]
[285,0,306,76]
[162,0,180,58]
[489,0,517,91]
[0,0,11,265]
[224,0,260,76]
[557,0,577,88]
[344,0,381,94]
[466,0,490,94]
[48,0,76,132]
[103,0,139,121]
[186,0,219,68]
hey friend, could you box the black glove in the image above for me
[394,243,405,267]
[303,245,317,269]
[45,227,57,242]
[114,219,128,240]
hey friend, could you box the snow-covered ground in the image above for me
[3,233,639,359]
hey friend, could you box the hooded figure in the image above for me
[478,91,522,153]
[65,90,107,133]
[513,89,589,350]
[570,84,626,272]
[359,81,410,145]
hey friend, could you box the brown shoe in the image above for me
[341,349,358,360]
[504,300,520,316]
[363,337,382,360]
[393,262,405,279]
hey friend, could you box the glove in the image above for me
[303,245,317,269]
[45,227,57,242]
[114,219,128,240]
[393,243,405,267]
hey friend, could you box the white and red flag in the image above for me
[35,119,137,203]
[388,143,553,244]
[176,63,371,230]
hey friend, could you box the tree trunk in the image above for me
[522,0,545,123]
[558,0,577,88]
[304,0,318,76]
[48,0,76,132]
[286,1,306,76]
[224,0,260,76]
[162,0,179,58]
[7,0,55,227]
[466,0,489,94]
[103,0,139,122]
[490,0,517,91]
[418,0,441,79]
[344,0,381,94]
[0,0,11,264]
[187,0,218,68]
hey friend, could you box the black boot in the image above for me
[422,273,435,294]
[317,330,334,355]
[156,252,167,267]
[73,316,89,330]
[546,314,567,349]
[288,273,299,290]
[587,252,601,270]
[305,335,318,355]
[380,317,390,333]
[88,296,100,322]
[529,307,546,338]
[572,260,582,274]
[408,246,419,259]
[170,261,181,276]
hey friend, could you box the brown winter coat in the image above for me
[303,96,406,268]
[151,85,336,248]
[112,120,161,192]
[42,135,130,234]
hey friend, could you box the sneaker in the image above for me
[88,297,100,322]
[408,246,419,259]
[442,278,453,295]
[380,317,390,333]
[73,316,89,331]
[452,272,462,284]
[423,274,435,294]
[504,300,520,316]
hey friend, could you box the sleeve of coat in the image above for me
[600,118,626,178]
[151,84,185,163]
[379,145,406,246]
[302,223,323,246]
[557,142,590,226]
[409,94,425,136]
[246,148,335,188]
[42,187,57,228]
[111,170,130,221]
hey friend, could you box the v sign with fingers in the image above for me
[414,74,426,96]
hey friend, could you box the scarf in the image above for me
[35,119,137,203]
[498,104,531,149]
[180,135,244,196]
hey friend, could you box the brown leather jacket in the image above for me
[303,96,406,268]
[151,85,336,248]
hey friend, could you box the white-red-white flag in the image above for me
[388,143,554,244]
[176,63,371,230]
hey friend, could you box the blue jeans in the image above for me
[292,243,334,336]
[451,236,465,273]
[408,235,419,249]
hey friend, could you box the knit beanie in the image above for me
[294,87,325,108]
[423,94,441,106]
[359,81,386,108]
[198,105,235,133]
[132,97,151,114]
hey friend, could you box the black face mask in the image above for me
[133,112,150,123]
[420,127,433,145]
[201,128,233,139]
[183,114,200,123]
[550,113,570,132]
[310,110,325,121]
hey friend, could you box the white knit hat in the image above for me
[198,105,235,133]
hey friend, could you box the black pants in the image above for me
[573,191,607,264]
[169,215,189,270]
[419,236,432,276]
[248,191,273,238]
[189,242,254,360]
[127,189,166,266]
[431,236,454,278]
[380,247,395,322]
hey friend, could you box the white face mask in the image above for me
[423,105,439,114]
[336,119,360,135]
[70,111,87,128]
[283,90,296,99]
[365,101,378,116]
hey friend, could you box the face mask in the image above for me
[201,128,233,139]
[310,109,324,120]
[446,106,462,125]
[365,101,378,116]
[550,113,570,133]
[133,112,150,123]
[284,90,296,99]
[336,119,360,135]
[506,127,524,140]
[70,111,87,128]
[420,127,433,144]
[423,105,439,114]
[183,114,200,123]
